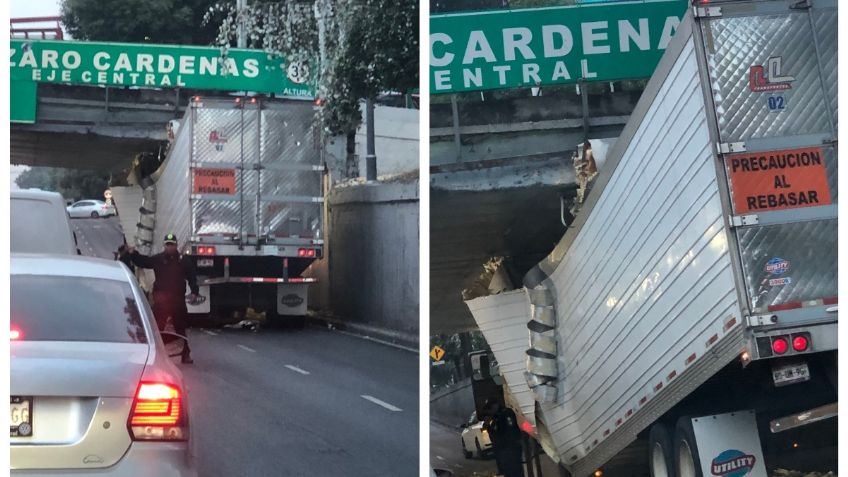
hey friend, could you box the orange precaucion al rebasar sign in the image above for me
[726,147,831,214]
[193,168,236,195]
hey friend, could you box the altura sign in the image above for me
[430,0,688,93]
[10,39,314,98]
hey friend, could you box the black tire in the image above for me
[649,422,676,477]
[461,439,472,459]
[475,438,483,459]
[674,417,703,477]
[90,211,99,218]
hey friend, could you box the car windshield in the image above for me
[11,275,148,343]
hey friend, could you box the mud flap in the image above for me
[277,283,308,316]
[691,411,767,477]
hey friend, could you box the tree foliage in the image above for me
[207,0,418,135]
[61,0,220,44]
[15,167,112,201]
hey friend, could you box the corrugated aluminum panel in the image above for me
[466,290,536,426]
[152,114,192,252]
[737,218,837,313]
[260,104,323,238]
[703,12,831,142]
[110,186,143,246]
[812,6,837,130]
[538,38,742,467]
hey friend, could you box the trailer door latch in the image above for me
[730,215,759,228]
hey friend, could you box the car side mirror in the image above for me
[161,331,187,358]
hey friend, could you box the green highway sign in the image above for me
[11,80,37,124]
[11,39,315,98]
[429,0,688,93]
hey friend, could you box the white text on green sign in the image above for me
[10,39,314,98]
[430,0,688,93]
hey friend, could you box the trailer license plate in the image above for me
[772,362,810,387]
[197,259,214,268]
[10,396,33,437]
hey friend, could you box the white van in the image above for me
[11,190,80,255]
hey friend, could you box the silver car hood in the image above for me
[11,341,149,398]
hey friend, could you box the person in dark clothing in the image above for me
[129,233,199,364]
[482,400,524,477]
[116,244,135,273]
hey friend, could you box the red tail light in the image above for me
[196,246,216,256]
[11,327,22,341]
[298,248,316,258]
[772,337,788,355]
[128,382,186,441]
[792,335,810,352]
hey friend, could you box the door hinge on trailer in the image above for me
[747,314,778,327]
[693,5,722,18]
[717,142,745,154]
[729,214,759,228]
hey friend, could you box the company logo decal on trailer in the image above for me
[749,56,794,92]
[764,257,789,275]
[725,147,831,213]
[281,294,304,307]
[768,277,791,286]
[710,450,756,477]
[209,130,228,151]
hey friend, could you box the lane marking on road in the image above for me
[203,330,219,336]
[284,365,310,375]
[236,344,256,353]
[435,456,445,461]
[360,395,402,412]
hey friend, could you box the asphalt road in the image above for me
[183,326,419,477]
[70,216,125,259]
[73,215,420,476]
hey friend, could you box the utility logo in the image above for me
[281,294,304,307]
[764,257,790,275]
[711,449,756,477]
[749,56,794,92]
[209,130,228,151]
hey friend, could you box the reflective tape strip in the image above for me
[768,296,838,312]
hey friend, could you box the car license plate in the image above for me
[10,396,33,437]
[197,259,214,268]
[772,362,810,387]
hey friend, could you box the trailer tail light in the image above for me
[196,246,216,256]
[772,337,788,355]
[128,382,186,441]
[298,248,316,258]
[791,334,810,352]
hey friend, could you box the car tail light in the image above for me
[792,334,810,352]
[128,382,186,441]
[298,248,316,258]
[772,337,789,355]
[196,246,216,256]
[11,326,22,341]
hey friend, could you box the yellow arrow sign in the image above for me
[430,345,445,361]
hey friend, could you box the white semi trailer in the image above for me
[134,96,325,325]
[466,0,837,475]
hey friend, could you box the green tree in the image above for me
[15,167,111,201]
[61,0,219,44]
[208,0,418,139]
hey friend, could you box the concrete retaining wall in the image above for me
[306,180,419,340]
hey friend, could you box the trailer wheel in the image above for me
[674,417,703,477]
[648,422,675,477]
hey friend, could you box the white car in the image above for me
[66,199,116,218]
[460,411,493,458]
[11,254,196,476]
